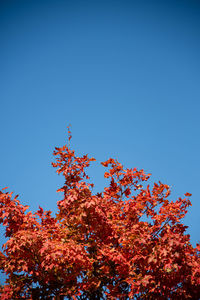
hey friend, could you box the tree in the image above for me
[0,129,200,299]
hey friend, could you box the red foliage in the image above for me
[0,131,200,299]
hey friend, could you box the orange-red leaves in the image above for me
[90,157,96,162]
[0,131,199,300]
[104,172,110,178]
[185,192,192,197]
[1,187,9,191]
[101,161,108,167]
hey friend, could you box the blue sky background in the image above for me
[0,0,200,280]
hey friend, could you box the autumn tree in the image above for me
[0,129,200,299]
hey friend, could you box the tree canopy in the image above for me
[0,130,200,299]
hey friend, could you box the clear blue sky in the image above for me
[0,0,199,261]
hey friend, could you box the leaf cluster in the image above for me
[0,132,199,299]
